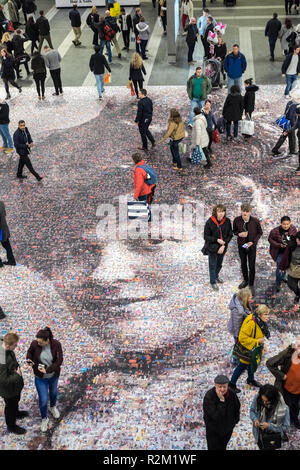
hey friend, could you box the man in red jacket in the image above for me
[268,216,297,292]
[132,153,156,221]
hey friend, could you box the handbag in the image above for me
[250,344,264,373]
[127,200,149,220]
[275,115,291,131]
[212,129,219,143]
[191,145,206,164]
[232,341,252,362]
[178,142,187,154]
[239,117,254,136]
[127,80,131,89]
[259,431,282,450]
[130,82,135,96]
[104,73,111,84]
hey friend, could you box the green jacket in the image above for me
[0,339,24,399]
[187,74,212,101]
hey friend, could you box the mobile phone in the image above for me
[242,243,248,249]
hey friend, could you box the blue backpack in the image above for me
[137,163,157,185]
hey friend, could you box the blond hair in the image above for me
[237,286,252,310]
[1,32,11,43]
[3,332,19,346]
[131,52,143,69]
[256,304,270,318]
[91,5,97,14]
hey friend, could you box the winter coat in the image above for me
[203,387,240,435]
[266,345,295,393]
[162,119,185,141]
[203,216,233,255]
[31,53,46,76]
[233,215,263,248]
[282,52,300,75]
[135,96,153,123]
[12,34,29,57]
[227,294,251,339]
[222,91,244,122]
[265,17,282,39]
[0,200,10,242]
[133,159,155,199]
[89,53,111,75]
[0,338,24,399]
[26,339,63,379]
[86,12,99,30]
[69,8,81,28]
[191,113,209,148]
[238,314,265,365]
[1,56,16,80]
[279,25,295,52]
[185,23,198,45]
[8,0,19,23]
[24,0,36,14]
[268,225,297,262]
[129,64,146,82]
[36,15,50,36]
[13,126,32,156]
[243,84,259,115]
[186,73,212,100]
[136,21,151,40]
[224,51,247,79]
[214,43,227,60]
[132,13,142,35]
[25,21,39,42]
[0,100,10,125]
[92,19,105,41]
[180,0,193,19]
[1,40,13,54]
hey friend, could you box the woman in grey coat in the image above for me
[227,286,253,341]
[136,17,150,60]
[0,200,16,267]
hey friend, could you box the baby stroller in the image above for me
[204,58,221,88]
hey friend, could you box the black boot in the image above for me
[204,152,212,169]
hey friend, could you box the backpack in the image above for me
[104,23,116,41]
[136,164,157,185]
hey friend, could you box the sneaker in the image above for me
[41,418,49,432]
[4,148,13,154]
[216,278,224,284]
[210,283,219,291]
[174,167,183,171]
[246,379,262,388]
[16,410,29,419]
[3,261,16,266]
[49,406,60,419]
[188,123,193,128]
[228,382,241,394]
[238,281,248,289]
[36,176,43,182]
[0,146,6,150]
[7,425,26,435]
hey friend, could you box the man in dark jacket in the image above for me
[184,17,198,65]
[203,15,214,59]
[282,46,300,99]
[132,7,142,54]
[135,88,155,152]
[268,216,297,292]
[69,3,82,47]
[36,10,53,53]
[105,10,121,58]
[233,203,263,294]
[224,44,247,93]
[272,96,299,157]
[13,119,42,181]
[0,99,14,152]
[0,200,16,267]
[203,374,240,450]
[92,16,112,63]
[0,333,27,434]
[89,45,111,100]
[265,13,282,62]
[203,204,233,291]
[12,29,30,78]
[119,7,132,51]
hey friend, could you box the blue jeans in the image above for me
[94,73,104,98]
[268,36,277,60]
[35,376,58,419]
[99,40,112,63]
[230,361,254,385]
[0,124,13,148]
[276,252,286,286]
[208,251,225,285]
[227,76,242,94]
[189,98,205,126]
[169,138,182,168]
[285,74,298,96]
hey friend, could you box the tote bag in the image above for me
[239,118,254,136]
[127,201,149,220]
[191,145,206,164]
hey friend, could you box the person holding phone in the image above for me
[26,327,63,432]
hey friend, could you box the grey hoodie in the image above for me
[136,22,151,40]
[227,294,251,340]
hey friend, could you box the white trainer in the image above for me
[41,418,49,432]
[49,406,60,419]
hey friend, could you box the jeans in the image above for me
[230,361,254,385]
[0,123,13,148]
[169,138,182,168]
[285,74,298,97]
[227,76,242,94]
[238,245,256,286]
[189,98,205,125]
[138,118,155,149]
[208,251,225,284]
[100,39,112,63]
[35,376,58,419]
[276,252,286,287]
[268,36,277,60]
[226,120,239,138]
[94,73,104,97]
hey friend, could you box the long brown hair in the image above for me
[168,108,182,124]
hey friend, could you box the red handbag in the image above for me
[212,129,219,143]
[8,21,14,32]
[130,82,135,96]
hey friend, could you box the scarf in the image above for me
[260,394,287,428]
[210,216,226,241]
[253,313,270,339]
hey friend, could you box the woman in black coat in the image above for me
[214,35,227,86]
[0,48,22,99]
[243,78,259,118]
[86,7,99,46]
[25,16,39,55]
[31,50,46,100]
[129,52,146,97]
[222,85,244,141]
[185,18,198,64]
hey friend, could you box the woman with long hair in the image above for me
[279,18,294,55]
[160,108,185,170]
[228,286,253,341]
[0,32,13,54]
[129,52,146,97]
[214,34,227,86]
[0,48,22,99]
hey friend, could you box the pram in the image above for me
[204,58,221,88]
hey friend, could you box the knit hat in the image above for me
[214,374,229,384]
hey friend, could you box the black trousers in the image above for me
[2,78,20,95]
[17,153,40,179]
[122,30,130,49]
[282,387,300,425]
[138,118,155,150]
[187,42,195,62]
[50,68,62,94]
[0,238,16,265]
[287,275,300,297]
[272,130,296,154]
[285,0,292,13]
[206,428,233,450]
[161,15,167,32]
[132,79,143,97]
[15,59,30,77]
[33,73,46,97]
[4,394,20,428]
[238,245,256,286]
[207,129,213,152]
[30,40,38,55]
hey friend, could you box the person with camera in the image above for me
[26,327,63,432]
[13,119,42,180]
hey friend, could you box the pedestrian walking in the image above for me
[243,78,259,119]
[279,18,294,56]
[180,0,193,32]
[7,0,20,30]
[92,16,112,63]
[214,35,227,87]
[272,88,300,157]
[69,3,82,47]
[224,44,247,93]
[23,0,37,21]
[13,119,42,181]
[158,0,167,35]
[202,15,214,59]
[0,49,22,100]
[266,337,300,429]
[233,203,263,293]
[86,6,99,46]
[31,50,47,100]
[227,286,253,342]
[184,17,198,65]
[203,204,233,290]
[282,45,300,98]
[187,66,212,127]
[191,106,212,168]
[131,152,156,221]
[89,45,111,100]
[1,32,14,54]
[43,45,63,96]
[203,375,240,450]
[132,7,142,54]
[278,230,300,303]
[26,327,63,433]
[222,85,244,141]
[265,13,282,62]
[0,200,16,267]
[36,10,53,53]
[135,88,155,152]
[119,7,132,51]
[25,16,39,56]
[105,9,121,59]
[12,29,31,78]
[0,5,10,32]
[129,52,146,98]
[136,17,150,60]
[201,98,216,154]
[160,108,185,170]
[0,99,14,154]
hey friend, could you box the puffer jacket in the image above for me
[136,22,151,40]
[0,338,24,399]
[266,345,295,393]
[238,314,264,365]
[191,114,209,148]
[227,294,251,339]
